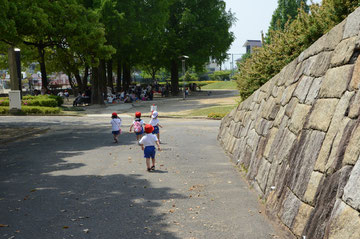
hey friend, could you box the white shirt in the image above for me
[133,119,144,125]
[149,118,159,127]
[139,134,158,147]
[111,118,121,131]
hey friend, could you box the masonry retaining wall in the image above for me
[218,7,360,239]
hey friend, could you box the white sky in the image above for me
[222,0,322,70]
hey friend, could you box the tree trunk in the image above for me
[82,66,89,92]
[170,59,179,95]
[107,59,113,92]
[38,46,48,93]
[91,67,104,104]
[74,73,84,93]
[116,60,122,92]
[99,59,107,99]
[123,62,131,91]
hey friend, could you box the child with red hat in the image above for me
[130,112,145,141]
[139,124,161,172]
[111,112,122,143]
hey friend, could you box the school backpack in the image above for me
[134,120,142,133]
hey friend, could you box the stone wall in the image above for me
[218,7,360,239]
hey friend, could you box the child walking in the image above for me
[139,124,161,172]
[130,111,145,140]
[111,112,122,143]
[149,111,163,143]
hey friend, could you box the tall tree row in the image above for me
[0,0,235,102]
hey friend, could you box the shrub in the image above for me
[208,112,227,119]
[21,106,61,114]
[0,106,9,114]
[48,95,64,106]
[0,98,9,106]
[0,106,60,115]
[235,1,359,100]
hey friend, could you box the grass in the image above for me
[202,80,237,90]
[186,105,236,119]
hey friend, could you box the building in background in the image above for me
[243,40,262,54]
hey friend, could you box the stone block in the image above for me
[315,117,351,173]
[307,51,333,77]
[289,104,312,135]
[289,130,326,198]
[325,118,356,174]
[279,188,301,229]
[306,98,339,132]
[273,106,286,127]
[292,202,314,237]
[348,89,360,118]
[254,118,273,136]
[303,171,324,206]
[343,122,360,166]
[269,128,297,166]
[255,158,271,192]
[281,82,298,106]
[246,129,260,151]
[331,36,359,67]
[343,157,360,210]
[292,58,313,84]
[261,97,277,120]
[293,76,314,103]
[343,7,360,39]
[325,199,360,239]
[305,77,322,105]
[302,169,343,239]
[263,127,279,159]
[283,58,299,87]
[349,55,360,90]
[319,65,354,98]
[285,97,299,118]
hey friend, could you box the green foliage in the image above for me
[48,95,64,107]
[208,70,231,81]
[0,106,60,115]
[202,80,237,89]
[0,95,62,107]
[236,0,359,100]
[207,112,227,119]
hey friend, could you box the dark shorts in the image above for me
[112,130,121,135]
[144,146,156,159]
[152,126,159,134]
[135,128,144,136]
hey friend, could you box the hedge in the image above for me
[0,106,61,115]
[0,95,62,107]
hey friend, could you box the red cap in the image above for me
[144,124,154,134]
[135,112,141,118]
[112,112,117,117]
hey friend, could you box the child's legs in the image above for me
[146,158,151,169]
[151,157,155,167]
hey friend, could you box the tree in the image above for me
[164,0,235,95]
[269,0,309,32]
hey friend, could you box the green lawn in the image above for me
[202,80,237,89]
[187,105,236,118]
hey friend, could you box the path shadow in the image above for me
[0,125,185,239]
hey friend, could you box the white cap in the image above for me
[152,111,158,118]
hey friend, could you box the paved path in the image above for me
[0,115,282,239]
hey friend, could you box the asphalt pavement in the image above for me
[0,113,284,238]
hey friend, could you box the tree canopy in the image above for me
[1,0,235,101]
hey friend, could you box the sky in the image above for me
[222,0,322,70]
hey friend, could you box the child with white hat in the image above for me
[149,111,163,143]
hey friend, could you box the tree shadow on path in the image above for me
[0,125,185,239]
